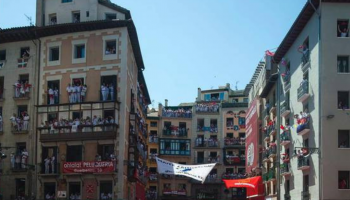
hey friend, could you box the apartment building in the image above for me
[145,84,248,200]
[0,0,151,199]
[0,29,39,199]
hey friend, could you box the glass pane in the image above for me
[103,102,114,109]
[38,107,47,113]
[93,103,102,109]
[70,104,80,111]
[81,104,91,110]
[48,106,58,112]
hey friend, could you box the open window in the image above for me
[338,91,349,109]
[44,183,56,199]
[197,118,204,131]
[15,178,26,199]
[49,13,57,25]
[339,171,350,189]
[49,47,59,61]
[105,13,117,20]
[72,11,80,23]
[338,20,349,37]
[68,182,81,199]
[0,77,3,99]
[74,44,85,59]
[100,75,117,101]
[20,47,30,58]
[337,56,349,73]
[47,80,60,104]
[105,40,117,55]
[98,144,114,161]
[338,130,349,148]
[100,181,113,199]
[66,145,82,162]
[17,105,28,118]
[42,147,58,174]
[0,50,6,61]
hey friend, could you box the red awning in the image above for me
[223,176,264,199]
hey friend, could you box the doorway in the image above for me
[47,80,60,104]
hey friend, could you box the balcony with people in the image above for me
[262,149,270,163]
[162,106,192,118]
[149,135,159,143]
[195,103,220,114]
[194,155,220,164]
[10,149,29,172]
[299,40,310,70]
[162,184,187,196]
[224,151,245,166]
[268,143,277,159]
[297,76,309,102]
[268,168,276,182]
[266,119,276,136]
[224,137,245,147]
[294,111,310,136]
[194,137,219,148]
[13,81,32,100]
[10,112,30,134]
[280,161,291,177]
[209,119,218,133]
[222,172,246,180]
[146,189,158,200]
[281,66,291,92]
[280,128,291,146]
[280,101,291,118]
[37,102,118,142]
[162,125,188,137]
[297,149,310,171]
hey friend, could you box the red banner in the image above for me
[223,176,264,199]
[63,161,114,173]
[245,99,259,173]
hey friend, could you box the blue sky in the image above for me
[0,0,306,108]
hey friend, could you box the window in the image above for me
[338,56,349,73]
[337,20,349,37]
[62,0,72,2]
[72,11,80,23]
[0,77,4,99]
[226,168,234,173]
[243,98,249,103]
[15,178,26,198]
[41,147,58,174]
[47,80,60,104]
[49,47,59,61]
[74,44,85,59]
[179,122,186,129]
[197,119,204,131]
[159,139,190,155]
[100,75,117,101]
[150,121,157,127]
[226,118,233,128]
[105,40,116,55]
[86,11,89,17]
[338,130,349,148]
[339,171,350,189]
[20,47,30,58]
[100,181,113,198]
[0,50,6,60]
[44,183,56,199]
[338,91,349,109]
[105,13,117,20]
[98,144,114,161]
[68,182,81,198]
[150,130,157,136]
[301,38,310,64]
[49,14,57,25]
[150,148,157,154]
[17,105,28,118]
[66,145,82,162]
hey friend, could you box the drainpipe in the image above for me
[308,0,322,199]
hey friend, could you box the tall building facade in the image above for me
[0,0,151,199]
[145,84,248,200]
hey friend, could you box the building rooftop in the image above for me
[98,0,131,19]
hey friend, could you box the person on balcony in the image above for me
[53,87,59,104]
[109,83,114,101]
[51,155,55,174]
[48,87,54,104]
[24,81,31,95]
[14,81,21,98]
[101,83,108,101]
[21,149,28,169]
[23,113,29,131]
[81,84,87,102]
[72,84,77,103]
[44,156,50,174]
[76,83,81,103]
[338,25,348,37]
[10,152,15,169]
[66,84,72,103]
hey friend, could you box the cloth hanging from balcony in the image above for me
[155,157,216,183]
[223,176,264,200]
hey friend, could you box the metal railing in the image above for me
[301,50,310,66]
[194,139,219,147]
[297,81,309,100]
[281,131,290,142]
[298,156,310,169]
[224,138,245,146]
[194,156,220,164]
[269,146,277,155]
[281,163,290,174]
[280,102,290,115]
[268,168,276,180]
[148,136,158,143]
[162,129,188,137]
[13,85,31,99]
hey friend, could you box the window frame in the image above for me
[339,171,350,189]
[105,13,117,20]
[102,35,119,61]
[49,46,60,62]
[62,0,73,3]
[338,130,350,149]
[0,50,6,61]
[337,55,350,74]
[47,42,61,66]
[337,19,349,38]
[338,91,350,110]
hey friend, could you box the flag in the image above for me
[265,50,275,56]
[156,157,216,183]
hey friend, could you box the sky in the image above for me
[0,0,306,108]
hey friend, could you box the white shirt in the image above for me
[49,88,54,95]
[54,89,59,96]
[24,116,29,121]
[66,86,71,93]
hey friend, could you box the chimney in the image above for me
[165,99,168,107]
[197,88,202,101]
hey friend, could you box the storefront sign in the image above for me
[63,161,114,173]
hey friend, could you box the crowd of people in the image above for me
[44,155,56,174]
[294,110,310,133]
[39,115,116,134]
[222,172,247,180]
[195,137,219,147]
[45,192,55,200]
[10,149,29,170]
[162,107,192,118]
[101,83,114,101]
[69,193,81,200]
[66,83,88,103]
[10,112,30,132]
[195,103,219,113]
[100,192,113,200]
[14,80,32,98]
[48,87,59,104]
[163,126,188,137]
[224,137,245,146]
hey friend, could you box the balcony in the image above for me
[280,102,291,118]
[161,174,189,180]
[13,85,31,100]
[224,154,245,166]
[262,151,270,163]
[149,173,158,182]
[267,124,276,136]
[221,102,248,108]
[137,142,147,161]
[297,81,310,102]
[222,172,246,180]
[149,136,159,143]
[282,71,291,92]
[264,131,270,142]
[194,156,220,164]
[269,106,276,115]
[263,108,270,121]
[301,191,310,200]
[149,154,157,163]
[11,154,29,172]
[162,107,192,118]
[11,119,29,134]
[39,162,60,176]
[163,189,187,196]
[162,128,188,137]
[262,173,269,183]
[224,137,245,147]
[268,168,276,182]
[280,131,291,146]
[281,163,291,177]
[146,190,158,200]
[194,139,220,148]
[268,145,277,159]
[297,156,310,171]
[195,103,219,114]
[17,57,29,68]
[190,174,221,183]
[39,124,118,142]
[297,115,310,136]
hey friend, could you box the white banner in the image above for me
[156,157,216,183]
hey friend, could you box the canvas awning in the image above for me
[223,176,265,199]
